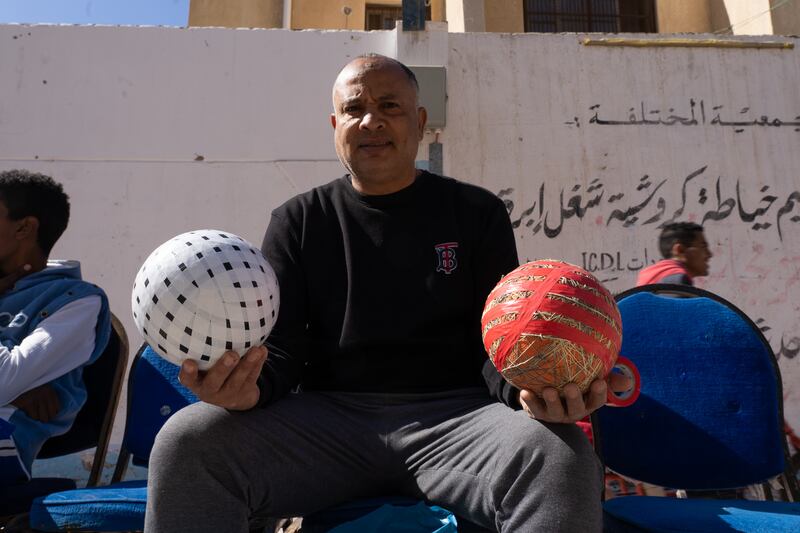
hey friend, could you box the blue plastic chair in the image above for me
[592,284,800,532]
[0,314,126,522]
[28,343,196,532]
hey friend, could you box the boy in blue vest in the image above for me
[0,169,110,486]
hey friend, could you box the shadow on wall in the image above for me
[709,0,733,34]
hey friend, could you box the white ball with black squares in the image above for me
[131,229,279,370]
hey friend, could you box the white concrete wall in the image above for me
[0,24,394,474]
[2,24,800,476]
[0,23,393,364]
[724,0,774,35]
[445,0,485,32]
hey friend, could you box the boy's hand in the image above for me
[11,383,61,422]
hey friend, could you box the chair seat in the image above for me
[604,496,800,533]
[29,480,146,532]
[0,478,77,517]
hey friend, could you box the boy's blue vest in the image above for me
[2,260,110,478]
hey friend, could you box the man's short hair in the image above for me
[355,53,420,93]
[658,222,704,259]
[0,169,70,255]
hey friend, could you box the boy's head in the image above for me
[658,222,712,277]
[0,170,70,258]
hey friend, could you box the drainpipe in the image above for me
[403,0,427,30]
[283,0,292,29]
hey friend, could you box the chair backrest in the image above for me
[38,313,129,487]
[111,343,197,482]
[593,284,798,496]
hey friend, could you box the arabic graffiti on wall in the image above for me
[497,165,800,241]
[754,318,800,361]
[497,159,800,367]
[564,99,800,134]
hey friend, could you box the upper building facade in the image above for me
[189,0,800,35]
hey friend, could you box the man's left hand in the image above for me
[518,372,632,424]
[10,383,61,422]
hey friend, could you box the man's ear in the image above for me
[15,216,39,242]
[330,113,337,130]
[417,106,428,137]
[670,241,686,259]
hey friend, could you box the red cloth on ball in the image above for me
[481,259,622,394]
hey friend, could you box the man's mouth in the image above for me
[359,140,392,149]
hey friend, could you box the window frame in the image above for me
[365,3,432,31]
[522,0,657,34]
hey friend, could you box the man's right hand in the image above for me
[178,345,267,410]
[0,263,32,295]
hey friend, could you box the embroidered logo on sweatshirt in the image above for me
[435,242,459,275]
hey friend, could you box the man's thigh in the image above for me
[388,392,601,530]
[152,392,393,517]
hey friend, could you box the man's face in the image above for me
[331,59,427,195]
[683,232,712,277]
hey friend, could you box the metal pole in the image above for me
[402,0,426,31]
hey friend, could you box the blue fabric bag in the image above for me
[328,501,458,533]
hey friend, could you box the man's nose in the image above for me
[359,111,384,130]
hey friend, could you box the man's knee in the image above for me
[494,420,602,530]
[150,402,229,470]
[501,417,602,493]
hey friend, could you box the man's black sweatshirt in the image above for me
[259,171,521,407]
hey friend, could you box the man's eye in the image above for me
[382,102,399,109]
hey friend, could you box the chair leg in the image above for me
[777,472,799,502]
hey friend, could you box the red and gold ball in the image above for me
[481,259,622,394]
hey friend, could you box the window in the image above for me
[523,0,656,33]
[365,4,432,31]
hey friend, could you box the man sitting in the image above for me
[0,169,110,486]
[145,56,629,532]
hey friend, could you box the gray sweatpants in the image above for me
[144,389,602,532]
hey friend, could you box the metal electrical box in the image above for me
[409,65,446,129]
